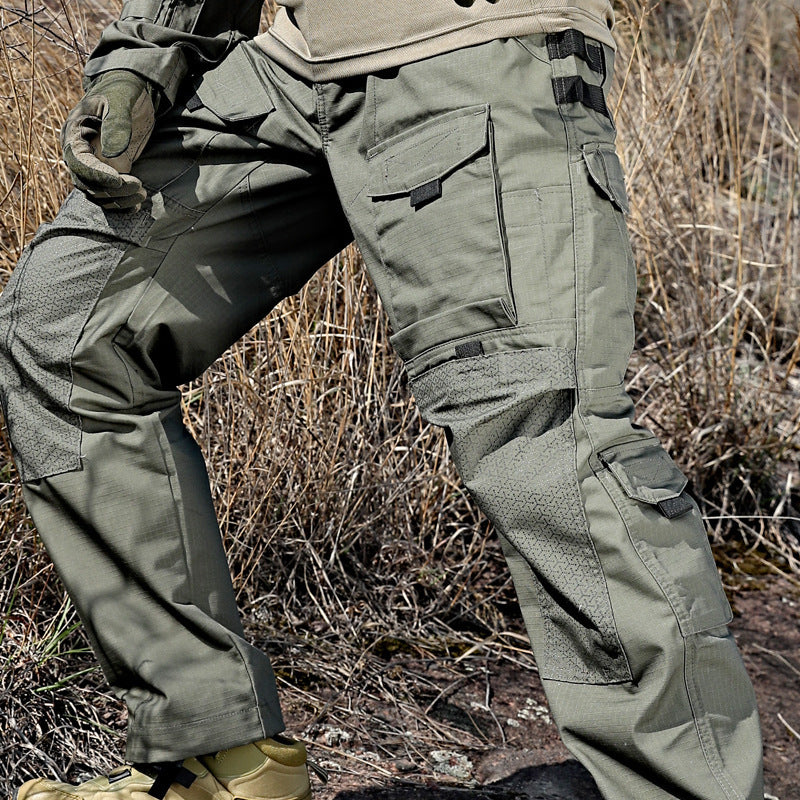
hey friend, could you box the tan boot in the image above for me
[16,738,316,800]
[16,758,229,800]
[202,737,312,800]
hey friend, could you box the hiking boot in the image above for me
[16,737,316,800]
[15,759,227,800]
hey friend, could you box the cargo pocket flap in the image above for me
[195,45,275,122]
[583,143,630,214]
[599,439,688,506]
[367,105,489,200]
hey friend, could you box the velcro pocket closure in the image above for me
[120,0,161,20]
[583,142,630,214]
[194,44,275,122]
[367,105,489,201]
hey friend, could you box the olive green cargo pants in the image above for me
[0,33,763,799]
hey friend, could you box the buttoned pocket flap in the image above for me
[583,143,630,214]
[367,105,489,200]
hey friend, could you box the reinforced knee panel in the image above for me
[0,192,153,482]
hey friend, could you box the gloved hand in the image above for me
[61,70,157,211]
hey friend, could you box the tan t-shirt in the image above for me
[255,1,615,81]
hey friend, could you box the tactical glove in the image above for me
[61,70,157,211]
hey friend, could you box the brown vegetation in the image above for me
[0,0,798,796]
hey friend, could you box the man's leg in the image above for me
[325,33,763,800]
[0,42,351,763]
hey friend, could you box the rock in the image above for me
[430,750,474,780]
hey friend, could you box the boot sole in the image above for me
[17,789,311,800]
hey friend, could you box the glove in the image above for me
[61,70,157,211]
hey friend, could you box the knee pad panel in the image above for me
[0,191,153,481]
[412,347,630,683]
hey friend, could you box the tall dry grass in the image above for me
[615,0,800,572]
[0,0,798,791]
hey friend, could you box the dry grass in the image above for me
[615,0,800,572]
[0,0,798,793]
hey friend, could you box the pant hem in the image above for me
[125,702,284,762]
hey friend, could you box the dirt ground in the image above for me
[293,576,800,800]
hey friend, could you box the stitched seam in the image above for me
[684,637,746,800]
[314,84,330,153]
[230,637,269,741]
[133,702,271,732]
[372,76,378,147]
[240,173,289,300]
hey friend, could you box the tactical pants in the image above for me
[0,33,763,800]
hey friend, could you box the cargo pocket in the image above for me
[192,42,275,126]
[137,42,275,204]
[367,105,515,361]
[597,438,733,636]
[583,142,629,215]
[575,142,637,385]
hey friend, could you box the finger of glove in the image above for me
[77,188,145,212]
[63,138,126,191]
[61,95,103,151]
[61,96,120,185]
[93,181,147,210]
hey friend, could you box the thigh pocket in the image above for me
[192,42,275,126]
[575,142,637,385]
[596,437,733,636]
[581,142,635,320]
[367,105,515,360]
[137,42,275,208]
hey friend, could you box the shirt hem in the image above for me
[255,10,616,81]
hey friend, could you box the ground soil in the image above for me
[293,576,800,800]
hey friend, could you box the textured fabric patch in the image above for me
[412,348,629,683]
[0,191,153,481]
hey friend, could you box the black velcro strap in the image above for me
[136,762,196,800]
[454,340,484,359]
[410,178,442,209]
[551,76,610,118]
[107,769,132,785]
[546,29,605,78]
[185,93,203,112]
[657,493,695,519]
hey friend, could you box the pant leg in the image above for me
[323,35,763,800]
[0,42,351,762]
